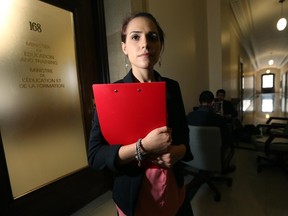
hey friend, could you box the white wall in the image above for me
[146,0,209,112]
[207,0,222,94]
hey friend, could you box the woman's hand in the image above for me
[141,126,172,154]
[150,144,186,168]
[117,126,171,165]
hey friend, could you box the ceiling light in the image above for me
[277,18,287,31]
[268,59,274,65]
[277,0,287,31]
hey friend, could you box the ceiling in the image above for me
[230,0,288,72]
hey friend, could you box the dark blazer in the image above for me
[186,106,232,150]
[218,99,238,118]
[88,70,193,216]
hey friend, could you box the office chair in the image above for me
[256,116,288,134]
[183,125,233,202]
[233,116,288,147]
[253,122,288,173]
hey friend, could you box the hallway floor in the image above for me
[191,148,288,216]
[242,93,288,125]
[71,93,288,216]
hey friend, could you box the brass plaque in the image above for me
[0,0,88,198]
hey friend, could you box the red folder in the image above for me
[92,82,166,145]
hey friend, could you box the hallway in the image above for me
[242,93,288,126]
[71,93,288,216]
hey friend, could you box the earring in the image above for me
[158,56,162,68]
[125,55,129,72]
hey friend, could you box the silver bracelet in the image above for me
[135,139,143,167]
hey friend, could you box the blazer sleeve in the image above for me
[88,108,122,172]
[165,78,193,161]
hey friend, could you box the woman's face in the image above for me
[122,17,162,71]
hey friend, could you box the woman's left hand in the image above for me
[150,144,186,168]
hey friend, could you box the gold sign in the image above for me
[0,0,87,198]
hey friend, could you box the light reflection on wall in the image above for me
[0,0,88,199]
[243,99,253,111]
[281,96,286,112]
[0,1,13,35]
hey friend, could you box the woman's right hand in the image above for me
[141,126,172,154]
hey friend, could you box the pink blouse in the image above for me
[116,166,185,216]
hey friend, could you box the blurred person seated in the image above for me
[187,90,235,173]
[214,89,238,123]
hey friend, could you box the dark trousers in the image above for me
[176,176,205,216]
[176,196,194,216]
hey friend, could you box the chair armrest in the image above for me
[257,123,287,129]
[265,133,288,141]
[264,133,288,153]
[257,123,287,135]
[266,116,288,124]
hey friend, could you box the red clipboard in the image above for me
[92,82,166,145]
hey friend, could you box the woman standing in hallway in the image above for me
[88,12,193,216]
